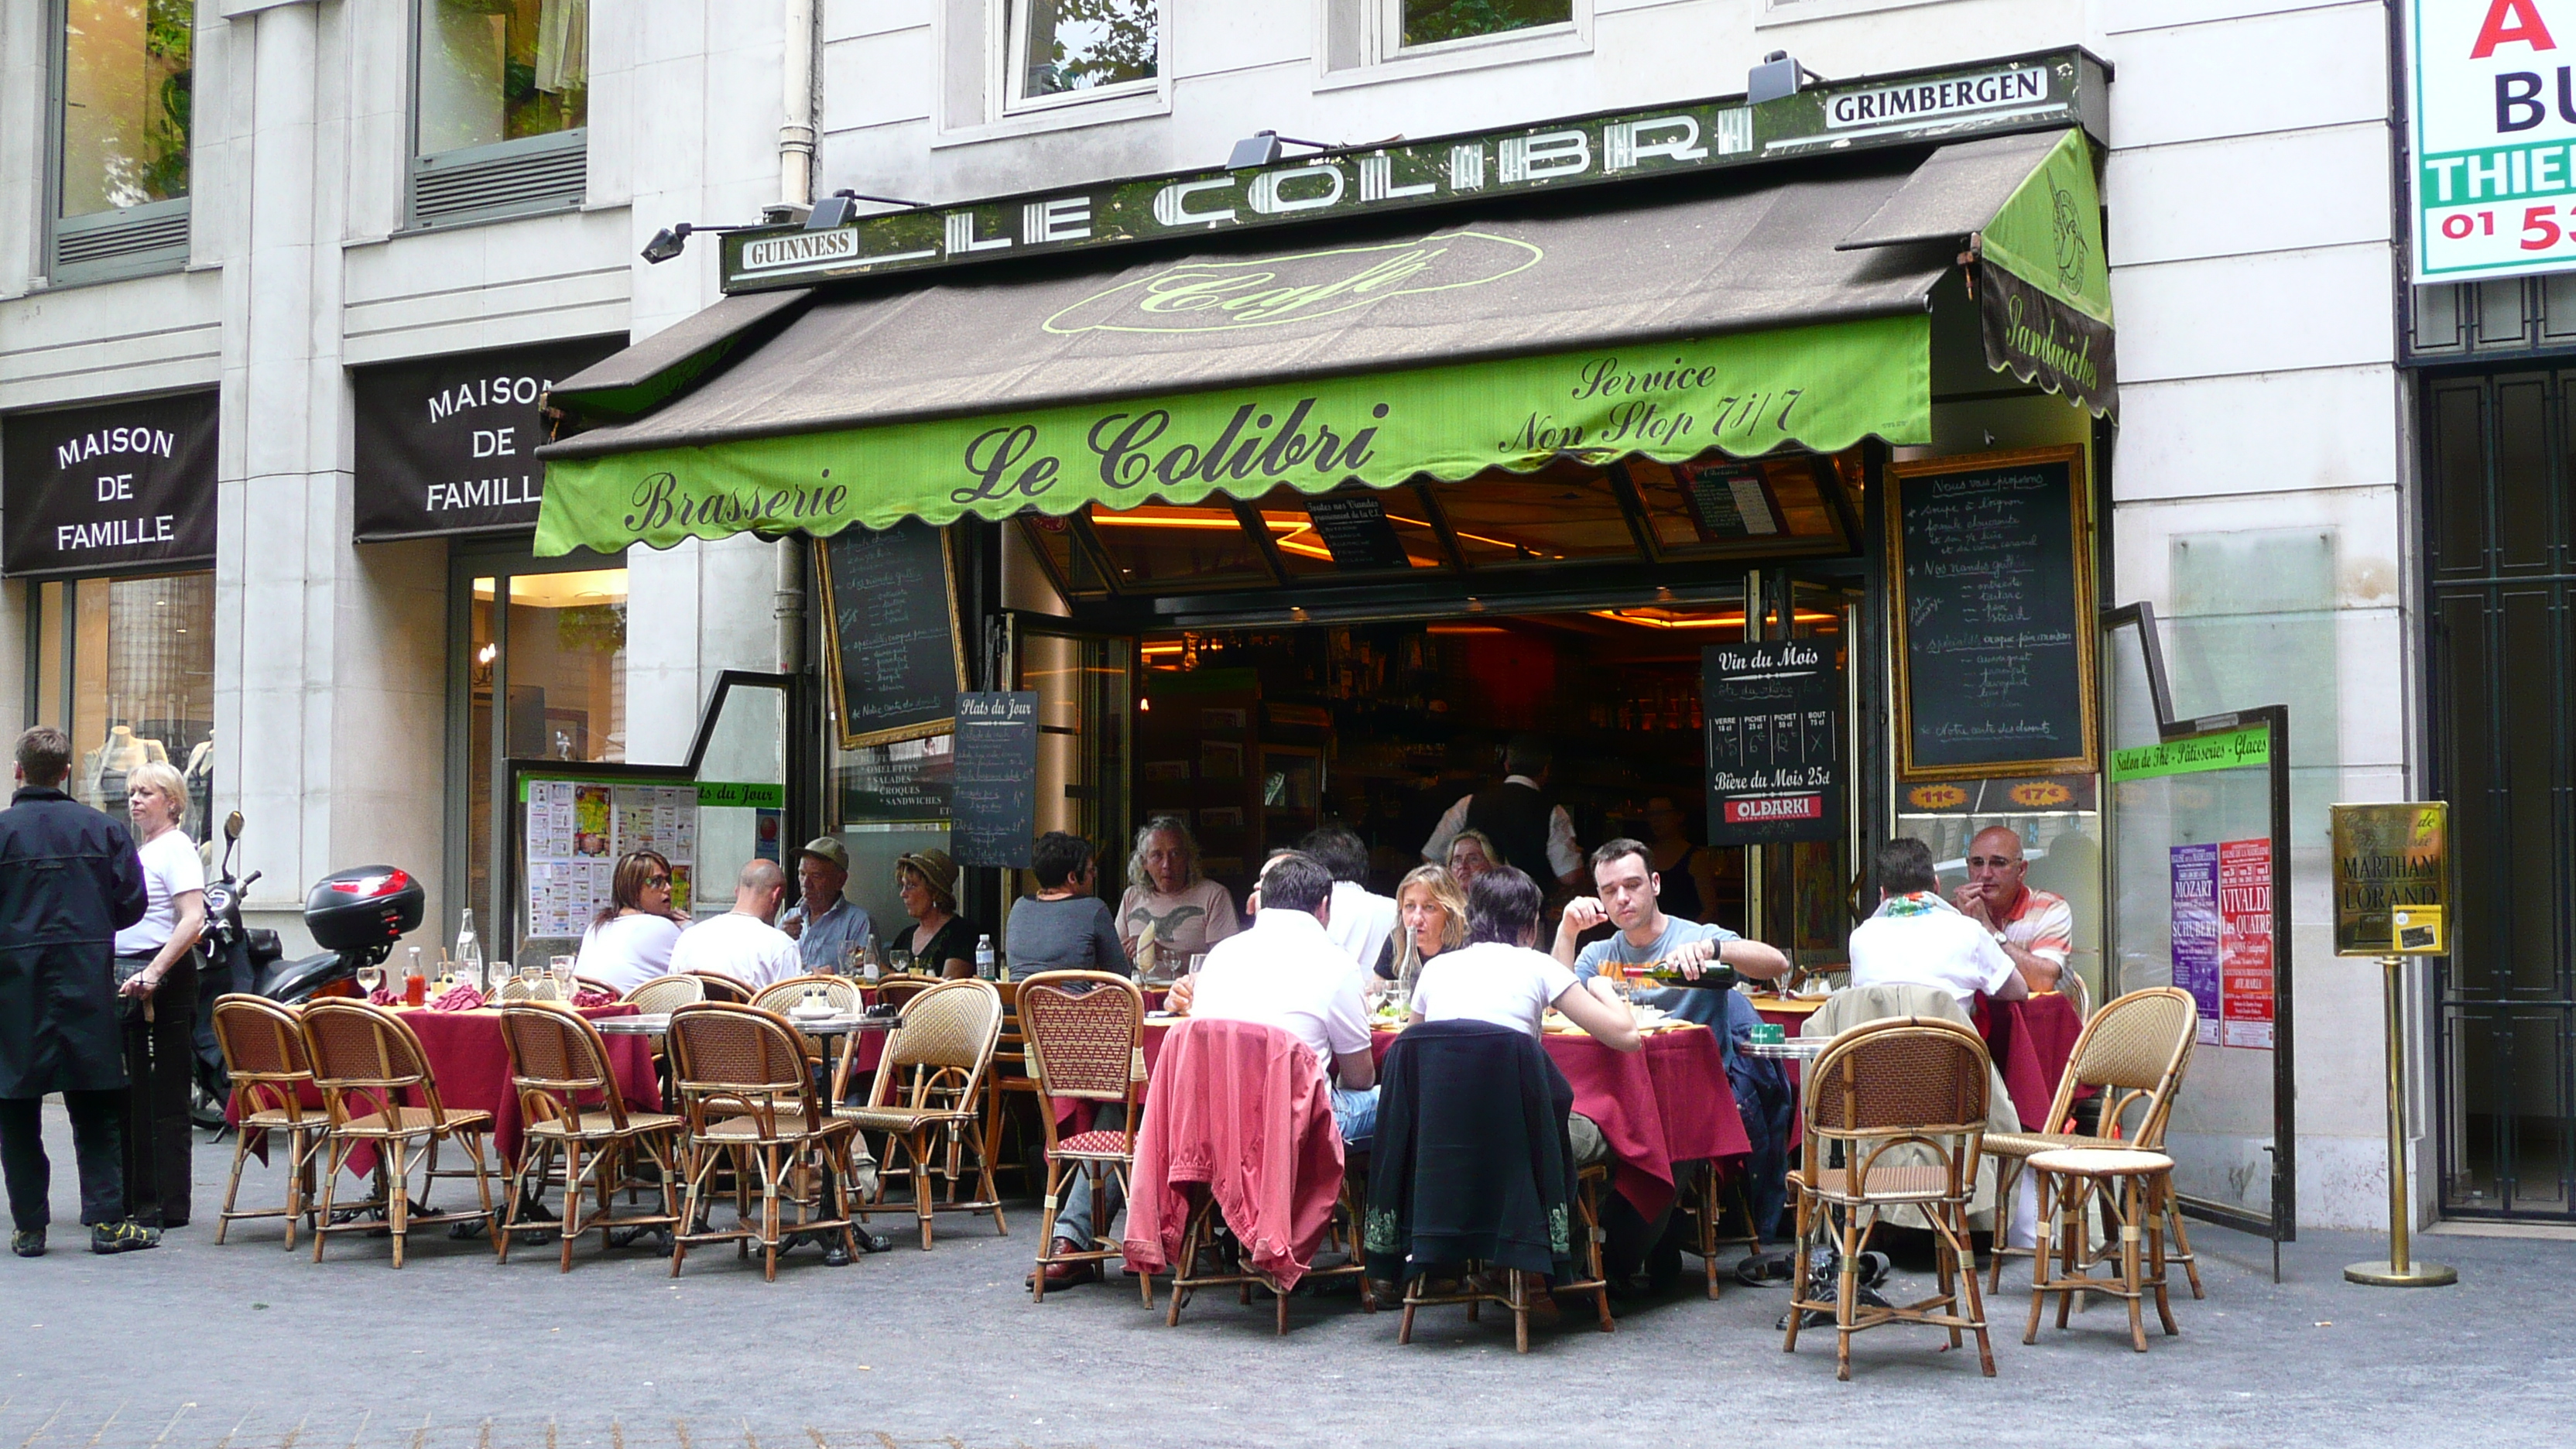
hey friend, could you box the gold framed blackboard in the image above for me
[816,521,969,750]
[1886,445,2097,780]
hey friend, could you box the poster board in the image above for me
[2331,802,2450,956]
[817,520,968,748]
[1887,446,2096,779]
[516,774,787,940]
[1700,639,1842,845]
[950,691,1039,868]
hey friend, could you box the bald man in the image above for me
[1952,826,2068,994]
[669,859,803,988]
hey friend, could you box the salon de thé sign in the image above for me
[720,50,2105,294]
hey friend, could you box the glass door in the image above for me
[1005,615,1135,914]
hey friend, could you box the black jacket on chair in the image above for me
[0,786,149,1098]
[1364,1019,1577,1283]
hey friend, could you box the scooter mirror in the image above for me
[224,810,244,843]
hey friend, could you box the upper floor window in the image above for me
[49,0,193,283]
[1005,0,1159,112]
[417,0,587,156]
[410,0,589,229]
[1390,0,1572,50]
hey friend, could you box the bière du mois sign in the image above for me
[2405,0,2576,281]
[2331,802,2451,956]
[719,49,2105,294]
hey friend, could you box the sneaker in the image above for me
[10,1229,41,1258]
[90,1221,160,1255]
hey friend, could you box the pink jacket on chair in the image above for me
[1121,1017,1346,1291]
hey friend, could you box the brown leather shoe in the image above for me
[1039,1239,1100,1287]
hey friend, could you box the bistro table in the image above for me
[1757,989,2089,1132]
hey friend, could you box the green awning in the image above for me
[529,142,2091,557]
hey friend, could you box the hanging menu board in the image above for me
[950,692,1038,868]
[1887,446,2095,779]
[818,520,968,748]
[1701,641,1843,845]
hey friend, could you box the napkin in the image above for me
[571,988,616,1009]
[431,983,488,1012]
[367,988,399,1006]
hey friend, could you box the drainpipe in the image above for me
[776,0,816,674]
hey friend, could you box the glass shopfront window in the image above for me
[1006,0,1159,111]
[23,571,216,834]
[416,0,587,156]
[57,0,194,220]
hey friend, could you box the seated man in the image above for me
[1848,837,2032,1009]
[1040,851,1374,1291]
[668,859,803,989]
[1954,825,2069,995]
[1553,838,1790,1026]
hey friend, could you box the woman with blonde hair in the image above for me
[112,760,204,1228]
[1374,863,1468,1006]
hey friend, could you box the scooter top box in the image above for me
[303,865,425,953]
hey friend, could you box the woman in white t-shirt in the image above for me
[1410,867,1639,1052]
[576,850,687,995]
[113,762,207,1228]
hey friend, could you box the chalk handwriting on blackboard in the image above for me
[822,522,961,747]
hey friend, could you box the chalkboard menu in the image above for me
[1701,641,1843,845]
[950,692,1038,868]
[817,521,967,748]
[1303,492,1412,570]
[1887,446,2096,779]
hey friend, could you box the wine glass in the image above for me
[355,962,384,999]
[550,954,577,1000]
[889,948,913,976]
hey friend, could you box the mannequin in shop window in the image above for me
[80,724,168,817]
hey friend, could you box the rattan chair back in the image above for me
[498,1003,631,1134]
[867,978,1002,1114]
[211,995,316,1122]
[2050,985,2197,1145]
[302,1000,456,1128]
[874,973,941,1012]
[667,1002,824,1136]
[625,974,705,1014]
[1804,1016,1992,1199]
[687,971,755,1004]
[495,975,569,1002]
[1017,972,1144,1102]
[754,975,861,1014]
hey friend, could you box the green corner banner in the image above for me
[534,313,1928,557]
[1976,128,2115,418]
[2108,726,2271,783]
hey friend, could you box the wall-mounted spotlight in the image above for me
[803,188,927,230]
[1226,129,1341,170]
[1748,50,1827,105]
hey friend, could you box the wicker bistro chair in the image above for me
[686,971,755,1005]
[300,1001,499,1269]
[664,1002,868,1280]
[1984,987,2203,1299]
[755,975,864,1067]
[209,995,327,1249]
[625,974,707,1015]
[1784,1016,1997,1381]
[1016,971,1149,1303]
[495,1004,686,1271]
[836,978,1007,1249]
[871,972,942,1014]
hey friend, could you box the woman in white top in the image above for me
[576,850,687,995]
[1409,866,1639,1052]
[113,762,206,1228]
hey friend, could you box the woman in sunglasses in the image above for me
[574,849,687,994]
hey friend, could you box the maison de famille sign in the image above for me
[719,50,2106,293]
[2,392,218,577]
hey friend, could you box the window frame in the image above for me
[1375,0,1579,60]
[404,0,590,231]
[996,0,1166,117]
[43,0,195,286]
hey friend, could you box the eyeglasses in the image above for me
[644,875,672,888]
[1963,856,2022,869]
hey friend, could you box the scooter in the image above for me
[190,810,279,1129]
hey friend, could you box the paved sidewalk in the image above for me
[2,1100,2568,1448]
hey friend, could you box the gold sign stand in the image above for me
[2331,803,2457,1289]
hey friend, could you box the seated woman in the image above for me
[1374,864,1466,1005]
[576,850,688,995]
[1444,829,1502,891]
[894,848,978,978]
[1004,831,1129,976]
[1409,866,1639,1054]
[1115,816,1239,971]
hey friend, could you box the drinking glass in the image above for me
[889,948,913,975]
[355,963,383,998]
[550,954,577,999]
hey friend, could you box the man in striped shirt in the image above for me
[1953,825,2069,994]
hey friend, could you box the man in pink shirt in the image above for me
[1954,826,2069,994]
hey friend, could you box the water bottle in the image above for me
[975,934,997,981]
[455,908,485,992]
[862,931,882,983]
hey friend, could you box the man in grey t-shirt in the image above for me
[1552,838,1789,1028]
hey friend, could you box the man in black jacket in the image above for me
[1420,735,1582,888]
[0,726,156,1257]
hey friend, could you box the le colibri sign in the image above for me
[2406,0,2576,280]
[720,50,2106,294]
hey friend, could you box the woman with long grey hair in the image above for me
[1115,815,1238,966]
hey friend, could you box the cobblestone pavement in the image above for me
[4,1101,2571,1447]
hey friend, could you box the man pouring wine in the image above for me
[1551,838,1789,1025]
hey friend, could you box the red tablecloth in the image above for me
[227,1003,659,1174]
[1975,992,2089,1131]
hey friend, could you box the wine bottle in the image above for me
[1612,958,1738,991]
